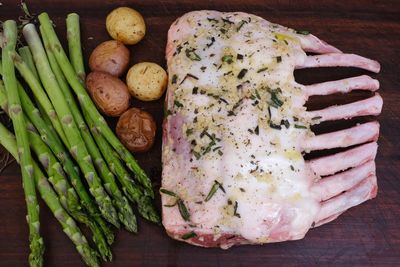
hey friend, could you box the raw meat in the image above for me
[161,10,382,248]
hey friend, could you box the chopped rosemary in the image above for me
[171,74,178,84]
[222,18,234,24]
[296,30,310,35]
[268,106,272,119]
[237,54,244,60]
[193,150,201,160]
[182,231,197,240]
[294,124,307,129]
[232,99,243,111]
[212,146,222,152]
[203,140,216,155]
[174,100,184,108]
[311,116,322,120]
[222,55,234,64]
[257,67,268,73]
[254,125,259,135]
[269,121,282,130]
[179,73,199,85]
[192,86,199,95]
[236,20,247,31]
[160,188,178,197]
[224,71,233,76]
[207,18,219,23]
[219,97,229,104]
[270,90,284,107]
[206,37,216,48]
[276,56,282,63]
[227,110,236,116]
[164,108,172,118]
[174,45,183,56]
[233,201,241,218]
[186,128,193,136]
[205,180,225,202]
[281,119,290,129]
[185,48,201,61]
[237,69,248,79]
[200,128,209,138]
[178,199,190,221]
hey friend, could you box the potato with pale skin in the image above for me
[116,108,156,153]
[86,71,131,117]
[106,7,146,45]
[126,62,168,101]
[89,40,130,77]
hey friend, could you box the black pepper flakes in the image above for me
[237,69,248,79]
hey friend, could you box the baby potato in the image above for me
[126,62,168,101]
[116,107,156,153]
[86,71,131,117]
[106,7,146,45]
[89,40,130,77]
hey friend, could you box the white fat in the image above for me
[163,11,320,243]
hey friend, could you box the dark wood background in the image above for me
[0,0,399,266]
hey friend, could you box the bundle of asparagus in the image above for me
[0,12,159,267]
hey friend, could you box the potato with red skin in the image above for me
[116,108,156,153]
[89,40,130,77]
[86,72,130,117]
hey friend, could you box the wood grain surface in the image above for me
[0,0,399,266]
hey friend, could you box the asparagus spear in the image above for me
[21,23,120,228]
[0,122,100,267]
[0,68,114,257]
[85,110,160,224]
[38,12,154,198]
[12,50,69,146]
[66,13,86,83]
[63,14,160,224]
[18,46,39,80]
[18,45,57,138]
[28,128,113,260]
[41,26,137,233]
[0,76,113,261]
[1,20,44,267]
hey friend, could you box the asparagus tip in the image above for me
[28,236,45,267]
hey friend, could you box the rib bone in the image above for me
[304,75,379,97]
[308,142,377,177]
[298,53,381,73]
[303,122,379,151]
[307,94,383,122]
[316,175,377,223]
[311,160,376,201]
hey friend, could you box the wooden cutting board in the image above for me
[0,0,399,266]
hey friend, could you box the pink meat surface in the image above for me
[161,10,381,248]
